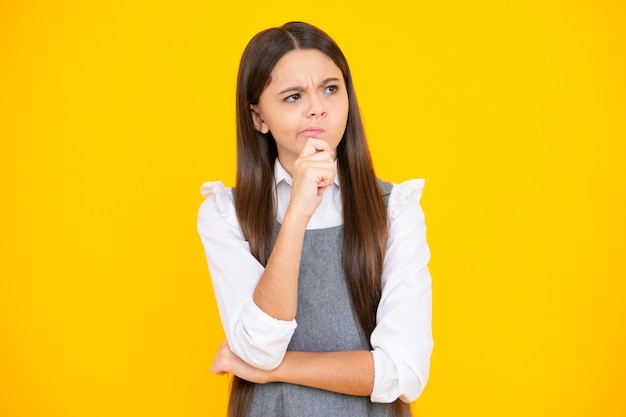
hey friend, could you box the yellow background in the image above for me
[1,0,624,416]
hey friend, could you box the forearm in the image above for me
[270,350,374,396]
[252,211,309,321]
[253,140,336,322]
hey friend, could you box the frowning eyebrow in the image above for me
[276,77,341,96]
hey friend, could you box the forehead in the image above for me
[268,49,344,86]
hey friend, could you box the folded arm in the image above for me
[198,183,298,370]
[212,341,375,396]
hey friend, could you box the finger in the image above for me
[293,159,336,184]
[316,173,336,195]
[210,362,224,375]
[299,138,333,157]
[211,365,229,376]
[302,151,335,165]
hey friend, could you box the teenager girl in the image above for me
[198,22,433,417]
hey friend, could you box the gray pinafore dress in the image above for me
[245,181,399,417]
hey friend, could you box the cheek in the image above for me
[339,100,349,125]
[339,94,349,119]
[265,112,300,137]
[271,114,297,132]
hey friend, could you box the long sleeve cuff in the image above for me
[371,347,424,403]
[371,348,401,403]
[228,298,297,370]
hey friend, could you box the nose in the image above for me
[307,95,327,118]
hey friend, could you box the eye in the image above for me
[324,85,338,94]
[284,93,300,102]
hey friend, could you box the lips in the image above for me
[301,126,325,138]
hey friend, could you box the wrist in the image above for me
[282,208,311,229]
[263,367,280,384]
[265,353,290,384]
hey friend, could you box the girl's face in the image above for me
[250,49,349,174]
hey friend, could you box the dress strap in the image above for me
[377,178,393,200]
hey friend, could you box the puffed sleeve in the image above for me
[197,182,297,370]
[370,179,433,403]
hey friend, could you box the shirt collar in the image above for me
[274,159,341,187]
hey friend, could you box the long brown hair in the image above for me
[232,22,409,417]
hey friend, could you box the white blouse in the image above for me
[197,162,433,403]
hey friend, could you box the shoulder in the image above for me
[198,181,238,226]
[381,178,426,221]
